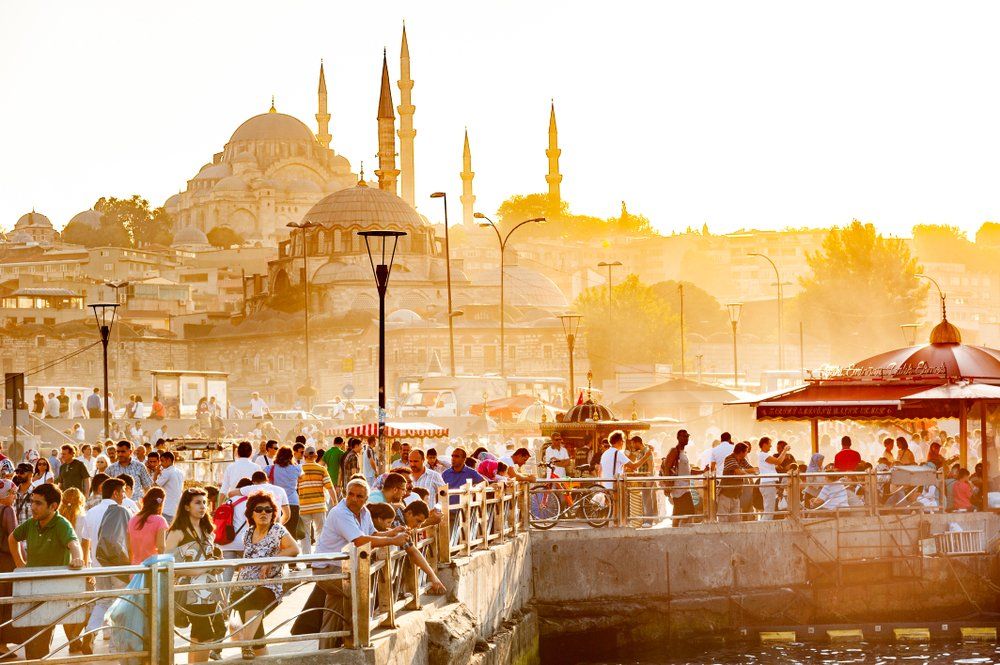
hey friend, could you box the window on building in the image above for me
[543,345,553,360]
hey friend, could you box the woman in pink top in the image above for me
[952,469,975,511]
[128,487,169,564]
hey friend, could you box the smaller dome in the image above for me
[233,151,257,164]
[930,319,962,345]
[329,155,352,173]
[214,176,249,192]
[311,261,369,284]
[164,193,182,208]
[68,209,103,229]
[15,211,52,229]
[193,163,231,181]
[172,226,209,246]
[565,400,615,423]
[9,231,33,244]
[387,309,422,324]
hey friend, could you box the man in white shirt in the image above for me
[598,431,650,490]
[154,451,185,522]
[710,433,737,475]
[249,392,268,419]
[330,396,345,422]
[222,442,263,494]
[45,393,60,419]
[305,479,408,648]
[253,440,278,469]
[543,434,572,479]
[70,394,87,419]
[152,425,166,443]
[228,470,290,524]
[408,449,445,509]
[81,477,129,640]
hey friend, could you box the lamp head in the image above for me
[430,192,446,199]
[726,302,743,324]
[88,302,120,329]
[473,212,487,220]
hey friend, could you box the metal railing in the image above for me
[0,538,445,663]
[438,481,529,563]
[525,468,951,528]
[0,484,532,663]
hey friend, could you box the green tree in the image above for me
[574,274,678,381]
[650,280,728,336]
[495,194,657,240]
[207,225,243,248]
[60,215,131,248]
[976,222,1000,247]
[799,220,927,363]
[93,195,174,247]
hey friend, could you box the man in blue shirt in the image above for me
[441,448,485,505]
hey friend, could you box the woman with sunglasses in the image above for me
[232,491,299,660]
[29,456,55,490]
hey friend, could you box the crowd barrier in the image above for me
[526,468,951,528]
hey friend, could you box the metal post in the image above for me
[431,193,457,376]
[981,406,990,511]
[959,400,969,469]
[437,486,451,565]
[679,283,685,378]
[101,325,111,440]
[302,227,312,411]
[810,418,819,455]
[749,253,783,370]
[376,263,388,471]
[500,247,505,376]
[567,333,576,403]
[730,320,738,390]
[799,321,805,380]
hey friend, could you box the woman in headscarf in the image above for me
[476,459,508,483]
[803,453,825,500]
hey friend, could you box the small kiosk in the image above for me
[149,370,229,418]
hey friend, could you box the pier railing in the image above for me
[525,468,951,528]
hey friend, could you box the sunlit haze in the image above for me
[5,0,1000,236]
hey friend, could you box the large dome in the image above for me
[15,211,52,229]
[300,182,426,230]
[68,209,103,229]
[229,112,316,144]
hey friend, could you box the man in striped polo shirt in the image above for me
[297,446,337,555]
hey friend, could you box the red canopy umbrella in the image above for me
[469,395,540,421]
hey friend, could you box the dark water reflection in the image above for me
[563,642,1000,664]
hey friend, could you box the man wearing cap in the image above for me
[297,445,336,555]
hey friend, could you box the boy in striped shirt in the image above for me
[297,446,336,555]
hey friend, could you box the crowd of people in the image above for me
[654,429,985,524]
[0,429,544,662]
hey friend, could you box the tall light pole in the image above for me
[915,273,947,322]
[748,253,783,371]
[89,302,120,441]
[558,314,582,404]
[726,302,743,389]
[474,212,545,377]
[104,281,129,403]
[678,283,686,379]
[430,192,457,376]
[287,221,319,410]
[359,229,407,471]
[597,261,622,376]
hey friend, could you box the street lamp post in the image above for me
[748,253,783,370]
[430,192,457,376]
[597,261,622,375]
[287,221,319,410]
[474,213,545,377]
[104,281,129,403]
[726,302,743,389]
[89,302,120,441]
[678,283,685,378]
[359,229,407,472]
[915,273,947,321]
[558,314,582,404]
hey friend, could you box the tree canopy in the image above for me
[207,225,243,248]
[799,220,926,362]
[573,274,678,381]
[496,194,656,240]
[60,195,173,248]
[650,280,728,337]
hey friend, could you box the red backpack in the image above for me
[212,496,248,545]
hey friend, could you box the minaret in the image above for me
[316,60,332,149]
[545,100,563,217]
[397,25,416,207]
[460,129,476,227]
[376,50,399,194]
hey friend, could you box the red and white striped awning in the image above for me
[324,422,449,438]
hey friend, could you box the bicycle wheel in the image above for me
[530,488,560,529]
[581,488,613,527]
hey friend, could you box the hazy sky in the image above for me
[3,1,1000,238]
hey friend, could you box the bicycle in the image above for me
[529,462,614,529]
